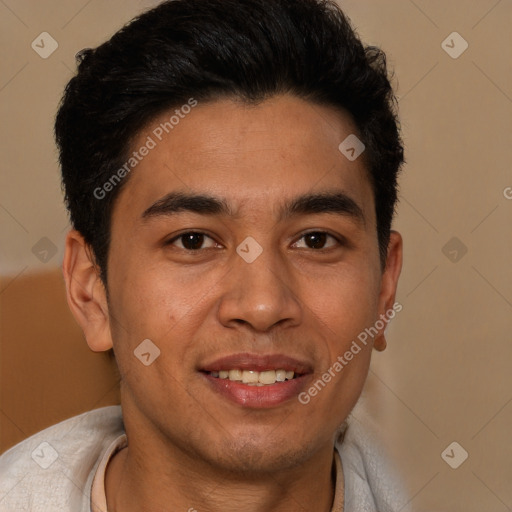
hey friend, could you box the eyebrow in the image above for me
[142,191,365,225]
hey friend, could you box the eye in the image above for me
[293,231,341,250]
[167,231,218,251]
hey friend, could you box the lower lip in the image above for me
[202,373,309,408]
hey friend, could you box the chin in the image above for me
[199,432,319,475]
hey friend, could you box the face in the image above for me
[82,95,401,473]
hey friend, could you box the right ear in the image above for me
[62,230,113,352]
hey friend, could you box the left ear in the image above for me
[373,230,403,351]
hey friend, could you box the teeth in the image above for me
[212,369,296,385]
[242,370,259,384]
[276,369,286,382]
[229,369,243,381]
[259,370,276,384]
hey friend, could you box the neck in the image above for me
[105,430,338,512]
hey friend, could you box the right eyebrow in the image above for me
[141,192,234,219]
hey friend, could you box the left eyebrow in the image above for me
[279,191,366,226]
[141,190,366,226]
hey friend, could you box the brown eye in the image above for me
[168,232,216,251]
[294,231,340,250]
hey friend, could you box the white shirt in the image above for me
[0,405,409,511]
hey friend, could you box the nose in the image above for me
[217,244,303,332]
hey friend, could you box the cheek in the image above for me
[109,249,183,320]
[305,264,381,345]
[106,257,220,363]
[106,271,199,405]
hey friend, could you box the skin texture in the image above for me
[63,94,402,512]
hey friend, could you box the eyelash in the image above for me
[165,230,344,252]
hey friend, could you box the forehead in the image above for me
[113,95,375,224]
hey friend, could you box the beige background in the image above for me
[1,1,511,510]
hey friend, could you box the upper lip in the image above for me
[200,353,313,374]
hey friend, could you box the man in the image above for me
[0,0,409,510]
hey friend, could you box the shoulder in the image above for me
[335,414,410,512]
[0,405,124,512]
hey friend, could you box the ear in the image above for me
[62,230,113,352]
[373,230,403,352]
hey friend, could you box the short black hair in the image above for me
[55,0,404,283]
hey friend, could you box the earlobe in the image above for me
[373,230,403,352]
[373,334,387,352]
[62,230,113,352]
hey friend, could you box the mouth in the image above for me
[199,353,312,408]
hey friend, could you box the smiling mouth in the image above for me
[201,354,312,407]
[206,369,299,386]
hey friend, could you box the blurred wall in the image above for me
[1,1,511,510]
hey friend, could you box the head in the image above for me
[58,0,403,474]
